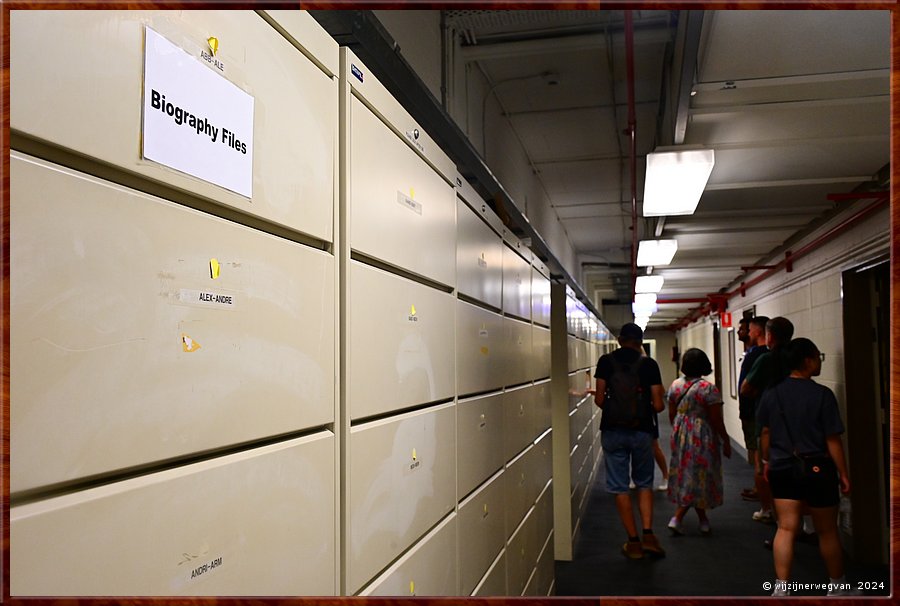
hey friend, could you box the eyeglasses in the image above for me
[819,353,826,361]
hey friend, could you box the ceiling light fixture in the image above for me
[635,275,664,293]
[637,239,678,267]
[642,147,715,217]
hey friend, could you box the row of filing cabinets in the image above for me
[357,438,555,597]
[456,175,552,326]
[10,8,584,596]
[10,10,343,596]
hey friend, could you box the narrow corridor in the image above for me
[555,420,890,597]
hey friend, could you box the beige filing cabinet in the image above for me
[347,403,456,594]
[344,49,456,287]
[499,316,534,388]
[504,444,537,537]
[10,154,335,493]
[11,11,337,242]
[501,241,532,321]
[507,504,541,596]
[533,380,552,437]
[456,193,503,310]
[457,392,505,500]
[458,470,507,595]
[525,532,555,596]
[503,384,537,463]
[11,431,335,596]
[358,513,458,597]
[532,325,552,380]
[347,260,455,420]
[456,300,504,397]
[473,550,508,596]
[531,262,551,328]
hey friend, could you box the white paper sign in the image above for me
[142,27,254,198]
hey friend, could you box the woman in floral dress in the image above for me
[666,348,732,535]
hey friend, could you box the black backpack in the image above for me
[604,355,650,428]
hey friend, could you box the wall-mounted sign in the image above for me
[142,27,254,198]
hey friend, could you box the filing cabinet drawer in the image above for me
[532,325,551,381]
[348,403,456,594]
[503,384,537,462]
[529,532,555,597]
[11,432,336,596]
[532,380,552,436]
[504,445,534,536]
[347,66,455,286]
[348,261,455,420]
[473,549,507,596]
[456,300,503,397]
[11,154,335,493]
[499,316,533,388]
[506,506,537,596]
[457,392,505,499]
[458,471,506,595]
[358,513,457,597]
[502,244,531,321]
[11,11,337,242]
[532,431,553,499]
[456,197,503,309]
[531,266,551,328]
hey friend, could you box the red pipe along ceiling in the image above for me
[667,196,890,330]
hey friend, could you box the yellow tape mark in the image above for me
[210,258,221,280]
[409,581,415,595]
[182,333,201,353]
[207,37,219,56]
[410,304,417,316]
[412,448,417,461]
[480,346,489,356]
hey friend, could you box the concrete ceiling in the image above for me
[447,9,890,330]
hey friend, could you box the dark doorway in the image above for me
[841,258,890,564]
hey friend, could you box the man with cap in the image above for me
[594,322,666,559]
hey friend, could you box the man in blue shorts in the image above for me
[594,322,666,559]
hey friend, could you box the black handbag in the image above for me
[774,386,836,483]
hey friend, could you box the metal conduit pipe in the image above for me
[625,10,638,303]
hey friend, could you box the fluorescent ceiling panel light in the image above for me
[643,148,715,217]
[637,239,678,267]
[632,301,658,315]
[635,275,664,293]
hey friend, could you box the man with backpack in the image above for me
[594,322,666,559]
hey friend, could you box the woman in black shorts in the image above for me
[758,338,852,596]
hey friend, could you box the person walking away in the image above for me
[740,316,794,524]
[594,322,666,559]
[738,316,769,500]
[757,338,856,596]
[665,348,732,535]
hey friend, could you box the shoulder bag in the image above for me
[773,384,835,483]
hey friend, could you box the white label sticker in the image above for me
[143,27,254,198]
[179,288,238,310]
[397,191,423,215]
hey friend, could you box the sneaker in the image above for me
[629,481,636,490]
[826,585,863,597]
[656,481,668,491]
[667,516,684,536]
[772,580,790,597]
[752,509,774,524]
[699,520,711,535]
[622,540,643,559]
[641,533,666,558]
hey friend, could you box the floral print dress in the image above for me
[666,377,724,509]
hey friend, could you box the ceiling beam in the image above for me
[693,68,889,93]
[673,10,704,144]
[705,176,872,191]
